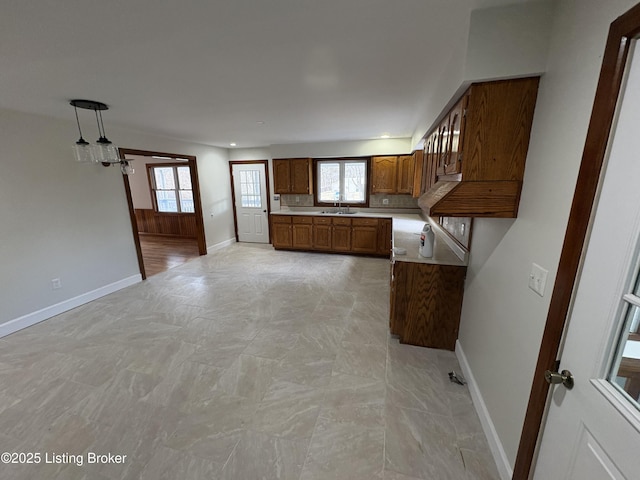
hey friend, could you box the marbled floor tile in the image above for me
[320,373,386,428]
[333,341,387,380]
[386,359,450,416]
[220,429,309,480]
[120,338,198,377]
[309,304,353,328]
[251,380,324,440]
[214,354,277,402]
[384,404,466,480]
[452,407,490,451]
[182,315,263,342]
[294,323,345,354]
[342,313,389,347]
[143,360,225,413]
[300,416,384,480]
[272,345,336,388]
[138,445,222,480]
[243,328,300,360]
[460,448,500,480]
[164,392,256,464]
[384,470,425,480]
[186,334,250,369]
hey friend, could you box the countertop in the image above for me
[270,209,468,266]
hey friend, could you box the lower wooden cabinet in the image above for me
[272,216,293,248]
[292,217,313,249]
[390,260,466,351]
[271,214,392,257]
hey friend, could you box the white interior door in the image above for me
[533,43,640,479]
[232,163,269,243]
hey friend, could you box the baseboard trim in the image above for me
[207,237,236,253]
[455,340,513,480]
[0,275,142,339]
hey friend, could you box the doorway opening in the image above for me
[119,148,207,279]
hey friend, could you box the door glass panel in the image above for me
[608,269,640,405]
[239,170,261,208]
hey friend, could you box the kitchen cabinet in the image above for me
[370,156,397,194]
[390,260,467,351]
[271,215,292,248]
[371,155,415,195]
[312,217,332,251]
[292,216,313,249]
[411,150,424,199]
[331,217,352,252]
[419,76,539,217]
[272,214,392,257]
[396,155,415,194]
[377,218,392,255]
[273,158,313,194]
[351,218,379,254]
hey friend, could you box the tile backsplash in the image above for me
[439,216,472,249]
[280,194,419,209]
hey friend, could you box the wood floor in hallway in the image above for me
[139,234,201,277]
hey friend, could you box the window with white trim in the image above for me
[316,159,367,205]
[148,164,194,213]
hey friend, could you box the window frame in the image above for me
[146,162,194,214]
[313,157,370,207]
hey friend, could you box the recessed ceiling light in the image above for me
[229,142,237,147]
[256,121,265,126]
[380,134,391,139]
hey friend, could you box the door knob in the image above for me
[544,369,574,390]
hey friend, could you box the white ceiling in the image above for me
[1,0,527,149]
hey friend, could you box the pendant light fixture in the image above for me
[70,99,127,170]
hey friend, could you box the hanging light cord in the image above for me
[74,105,86,141]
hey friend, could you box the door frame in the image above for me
[513,4,640,479]
[229,160,272,243]
[119,148,208,280]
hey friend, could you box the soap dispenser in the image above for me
[419,223,434,258]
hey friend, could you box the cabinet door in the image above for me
[292,216,313,249]
[273,159,291,194]
[290,158,313,194]
[331,218,352,251]
[396,155,415,195]
[313,224,332,250]
[377,218,392,256]
[271,216,292,248]
[370,156,398,194]
[351,218,379,254]
[411,150,424,198]
[435,114,451,176]
[445,94,468,175]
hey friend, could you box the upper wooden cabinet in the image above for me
[371,155,415,195]
[370,156,397,194]
[419,77,540,218]
[273,158,313,194]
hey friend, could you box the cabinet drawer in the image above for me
[352,218,379,227]
[333,217,352,226]
[271,215,292,224]
[313,216,332,225]
[292,216,313,224]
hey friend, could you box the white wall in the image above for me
[457,0,638,473]
[0,108,234,332]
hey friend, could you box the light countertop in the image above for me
[269,209,468,266]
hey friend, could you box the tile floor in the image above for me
[0,243,499,479]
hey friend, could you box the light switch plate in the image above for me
[529,263,548,297]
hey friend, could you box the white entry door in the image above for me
[533,43,640,479]
[232,163,269,243]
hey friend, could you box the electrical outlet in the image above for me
[528,263,548,297]
[382,198,389,205]
[51,278,62,290]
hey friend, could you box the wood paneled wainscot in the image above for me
[390,260,467,351]
[135,209,198,237]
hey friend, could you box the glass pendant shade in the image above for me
[73,138,93,163]
[91,138,120,164]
